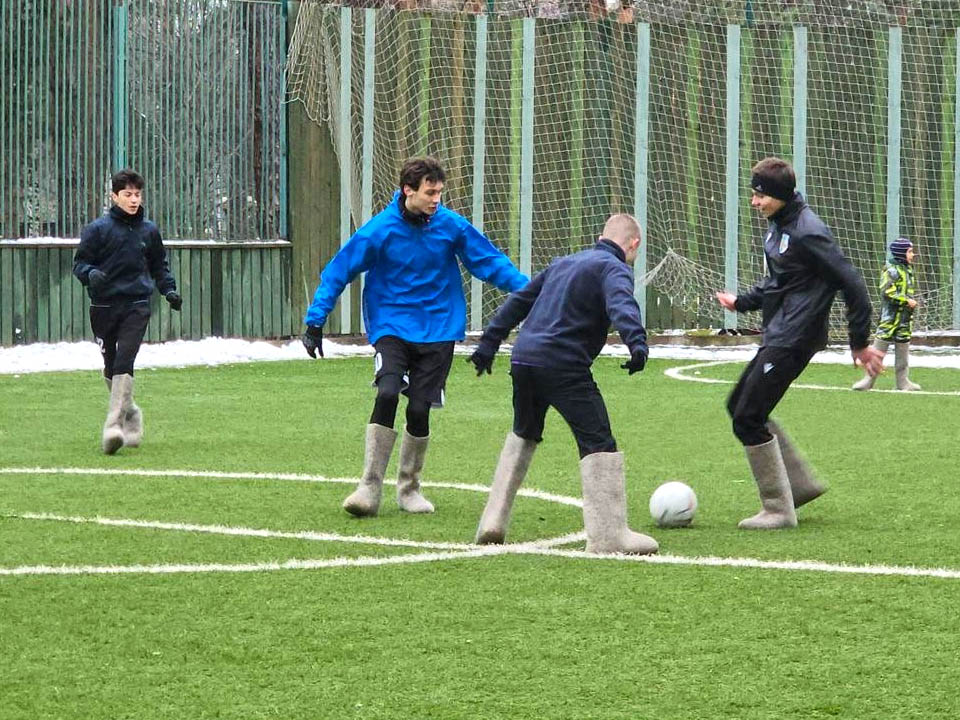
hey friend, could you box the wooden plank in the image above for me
[241,248,253,338]
[189,247,202,340]
[48,248,61,343]
[73,257,87,342]
[1,248,13,345]
[271,249,283,339]
[280,247,293,336]
[231,248,243,337]
[60,250,73,341]
[169,248,183,340]
[250,249,263,338]
[210,249,224,337]
[36,248,50,342]
[201,249,212,337]
[24,248,38,343]
[260,249,274,338]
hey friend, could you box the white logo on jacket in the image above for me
[779,234,790,254]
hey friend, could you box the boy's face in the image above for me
[906,247,916,264]
[403,179,443,216]
[750,190,786,219]
[112,185,142,215]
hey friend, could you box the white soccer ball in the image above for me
[649,481,697,528]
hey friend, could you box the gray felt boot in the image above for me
[396,429,435,513]
[120,375,143,448]
[894,342,921,391]
[739,436,798,529]
[101,374,130,455]
[580,452,658,555]
[852,339,889,391]
[343,424,397,517]
[766,420,825,508]
[475,432,538,544]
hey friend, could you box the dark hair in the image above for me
[750,157,795,197]
[399,157,446,191]
[111,169,145,193]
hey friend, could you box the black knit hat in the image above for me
[889,237,913,264]
[750,169,795,202]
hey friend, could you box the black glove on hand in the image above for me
[467,348,494,376]
[165,291,183,311]
[302,325,324,359]
[621,350,647,375]
[88,269,107,293]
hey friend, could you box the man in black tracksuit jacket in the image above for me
[467,213,658,556]
[716,157,884,529]
[73,168,181,455]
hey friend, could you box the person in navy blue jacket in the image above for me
[467,214,658,555]
[716,157,883,529]
[302,156,528,517]
[74,169,181,455]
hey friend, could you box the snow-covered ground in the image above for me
[2,336,960,375]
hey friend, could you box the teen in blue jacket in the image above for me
[467,214,658,556]
[74,169,181,455]
[302,156,528,517]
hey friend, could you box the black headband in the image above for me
[750,172,794,202]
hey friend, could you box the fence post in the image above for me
[113,0,128,170]
[724,24,741,328]
[955,29,960,329]
[359,7,377,335]
[886,25,902,248]
[339,6,352,333]
[792,25,807,196]
[519,16,535,279]
[471,14,488,332]
[633,23,650,316]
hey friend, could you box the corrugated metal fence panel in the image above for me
[0,242,296,346]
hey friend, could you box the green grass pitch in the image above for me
[1,354,959,719]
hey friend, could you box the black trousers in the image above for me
[726,345,816,446]
[510,363,616,458]
[369,336,455,436]
[90,301,151,378]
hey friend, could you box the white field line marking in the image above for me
[513,546,960,580]
[665,360,960,396]
[4,538,959,580]
[8,512,476,550]
[0,548,505,577]
[0,467,584,508]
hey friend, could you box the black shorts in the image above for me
[510,363,616,458]
[373,336,455,408]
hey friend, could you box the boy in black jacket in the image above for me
[74,169,182,454]
[716,157,883,529]
[468,214,657,555]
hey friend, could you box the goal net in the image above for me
[287,0,960,337]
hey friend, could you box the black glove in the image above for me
[88,269,107,293]
[621,350,647,375]
[302,325,324,359]
[165,291,183,311]
[467,347,494,376]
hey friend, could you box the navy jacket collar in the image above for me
[596,237,627,263]
[109,205,144,224]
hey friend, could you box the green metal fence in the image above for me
[1,0,287,241]
[0,0,292,346]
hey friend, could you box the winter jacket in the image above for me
[304,191,529,344]
[877,261,916,342]
[734,192,872,351]
[479,239,648,369]
[73,205,177,304]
